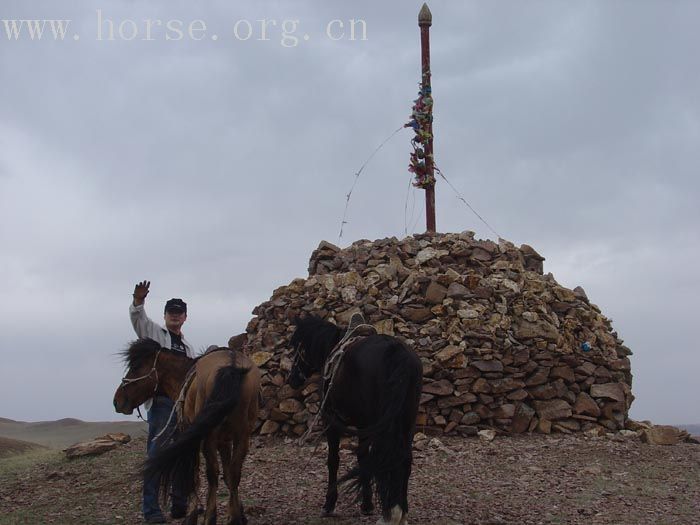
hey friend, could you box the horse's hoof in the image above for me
[321,510,338,518]
[377,505,404,525]
[361,504,375,516]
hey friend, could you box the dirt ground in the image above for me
[1,433,698,525]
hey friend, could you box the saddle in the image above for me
[344,312,377,338]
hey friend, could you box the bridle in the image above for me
[117,349,162,419]
[290,343,314,379]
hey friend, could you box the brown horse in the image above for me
[113,339,260,525]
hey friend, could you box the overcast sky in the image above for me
[1,1,697,425]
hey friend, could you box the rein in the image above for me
[119,349,162,392]
[118,349,162,420]
[153,364,198,442]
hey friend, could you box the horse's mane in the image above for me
[291,315,343,368]
[120,338,191,370]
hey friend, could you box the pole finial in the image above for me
[418,3,432,27]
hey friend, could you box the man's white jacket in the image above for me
[129,302,195,410]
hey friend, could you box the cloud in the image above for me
[0,1,698,424]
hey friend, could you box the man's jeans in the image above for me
[143,396,187,519]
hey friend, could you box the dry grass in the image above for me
[0,433,698,525]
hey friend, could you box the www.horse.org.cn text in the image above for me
[1,10,369,47]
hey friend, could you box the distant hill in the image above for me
[0,436,48,458]
[0,418,147,449]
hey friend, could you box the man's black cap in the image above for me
[164,298,187,314]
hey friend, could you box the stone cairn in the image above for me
[244,232,633,438]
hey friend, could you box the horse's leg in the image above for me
[322,428,340,516]
[225,431,250,525]
[358,436,374,515]
[376,439,409,525]
[399,445,412,525]
[203,438,220,525]
[183,452,203,525]
[218,441,233,491]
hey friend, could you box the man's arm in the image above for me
[129,280,168,347]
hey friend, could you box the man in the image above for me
[130,280,194,524]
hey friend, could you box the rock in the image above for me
[491,404,515,419]
[471,378,491,394]
[478,429,497,442]
[590,383,625,403]
[244,233,632,437]
[228,333,247,350]
[99,432,131,444]
[514,320,560,342]
[584,426,607,438]
[423,379,454,396]
[437,393,475,409]
[316,240,340,253]
[511,403,535,433]
[529,384,558,400]
[550,366,576,383]
[618,430,639,439]
[625,419,652,432]
[471,360,503,373]
[446,282,470,299]
[576,362,597,376]
[522,312,539,323]
[435,345,462,363]
[457,309,479,320]
[64,439,119,459]
[259,420,280,435]
[251,352,274,367]
[416,248,448,264]
[374,319,395,336]
[403,307,433,322]
[490,378,526,394]
[553,287,577,302]
[460,412,480,425]
[574,392,601,417]
[573,286,589,302]
[525,367,550,387]
[425,281,448,304]
[507,389,529,401]
[641,425,688,446]
[533,400,572,421]
[412,432,429,450]
[520,244,544,273]
[279,399,304,413]
[537,419,552,434]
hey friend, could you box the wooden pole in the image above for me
[419,3,436,233]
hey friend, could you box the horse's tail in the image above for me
[142,365,249,502]
[339,342,422,515]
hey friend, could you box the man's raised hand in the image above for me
[132,280,150,306]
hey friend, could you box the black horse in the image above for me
[288,315,423,525]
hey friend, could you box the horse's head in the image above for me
[288,321,312,389]
[288,347,312,390]
[113,339,163,415]
[287,315,341,389]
